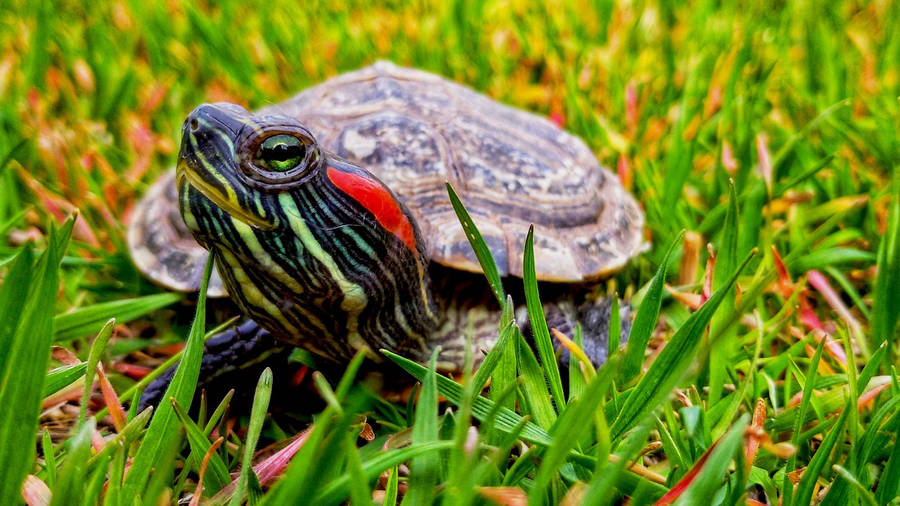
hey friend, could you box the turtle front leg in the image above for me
[138,320,292,411]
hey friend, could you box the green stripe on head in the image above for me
[177,103,437,362]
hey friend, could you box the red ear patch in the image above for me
[326,167,418,254]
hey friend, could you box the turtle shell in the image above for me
[129,61,644,291]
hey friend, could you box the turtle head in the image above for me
[177,103,437,361]
[176,103,323,233]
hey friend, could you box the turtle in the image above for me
[129,61,644,403]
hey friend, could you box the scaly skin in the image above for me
[178,103,443,365]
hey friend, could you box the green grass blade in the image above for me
[872,175,900,347]
[771,99,850,172]
[529,356,619,503]
[621,232,682,383]
[79,318,115,424]
[202,389,234,436]
[48,418,95,506]
[831,465,878,506]
[170,398,229,494]
[609,295,621,360]
[259,409,336,504]
[104,443,126,506]
[523,225,566,412]
[83,453,111,506]
[141,436,181,506]
[0,220,69,506]
[334,350,367,401]
[708,181,739,405]
[515,329,559,429]
[42,430,56,488]
[569,324,588,402]
[582,420,657,504]
[673,415,749,505]
[86,407,153,468]
[229,367,274,506]
[446,182,505,305]
[383,466,399,506]
[343,430,372,506]
[92,317,240,418]
[315,441,456,505]
[384,349,666,498]
[858,341,886,393]
[486,296,517,413]
[54,293,182,342]
[262,412,335,505]
[405,349,440,504]
[121,256,213,498]
[43,363,87,398]
[787,338,826,476]
[610,249,756,442]
[856,395,900,469]
[794,398,851,506]
[261,392,369,504]
[876,422,900,504]
[0,138,27,178]
[0,246,34,377]
[472,296,515,393]
[384,349,552,445]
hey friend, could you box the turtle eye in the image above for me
[256,134,307,172]
[236,121,321,189]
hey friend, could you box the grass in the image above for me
[2,0,900,504]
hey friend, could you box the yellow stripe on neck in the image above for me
[279,193,373,357]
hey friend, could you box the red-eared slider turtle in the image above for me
[129,61,644,399]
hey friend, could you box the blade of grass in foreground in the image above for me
[79,318,115,424]
[54,293,182,342]
[85,407,153,468]
[171,398,229,494]
[0,217,72,506]
[446,182,506,306]
[472,296,516,408]
[384,350,552,445]
[43,363,87,398]
[0,247,33,374]
[529,355,620,504]
[621,232,682,383]
[708,181,739,405]
[876,408,900,504]
[260,357,372,503]
[787,339,825,475]
[515,327,560,430]
[872,175,899,347]
[666,415,749,505]
[405,349,441,505]
[383,349,668,498]
[582,420,657,504]
[120,256,213,499]
[794,398,851,506]
[523,225,566,413]
[610,249,756,442]
[315,441,457,504]
[228,367,273,506]
[48,418,95,506]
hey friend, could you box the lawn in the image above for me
[1,0,899,504]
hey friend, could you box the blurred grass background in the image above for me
[2,0,896,270]
[2,0,900,504]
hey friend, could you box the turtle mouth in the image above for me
[176,159,275,231]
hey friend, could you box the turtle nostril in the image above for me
[189,118,200,131]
